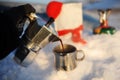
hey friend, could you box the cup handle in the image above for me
[76,50,85,61]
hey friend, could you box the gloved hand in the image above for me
[0,4,36,60]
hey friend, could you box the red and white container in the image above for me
[54,2,86,44]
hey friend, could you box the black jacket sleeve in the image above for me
[0,4,36,60]
[0,12,20,60]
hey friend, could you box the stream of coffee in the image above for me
[59,39,65,53]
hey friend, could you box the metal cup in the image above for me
[53,44,85,71]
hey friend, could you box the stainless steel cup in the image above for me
[53,44,85,71]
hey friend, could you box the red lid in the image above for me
[46,1,63,19]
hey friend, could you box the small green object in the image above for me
[100,27,116,35]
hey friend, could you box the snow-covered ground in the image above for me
[0,1,120,80]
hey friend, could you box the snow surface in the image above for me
[0,1,120,80]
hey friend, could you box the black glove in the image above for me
[0,4,36,60]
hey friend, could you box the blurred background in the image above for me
[0,0,120,34]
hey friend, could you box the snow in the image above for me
[0,1,120,80]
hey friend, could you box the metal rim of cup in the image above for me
[53,44,76,56]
